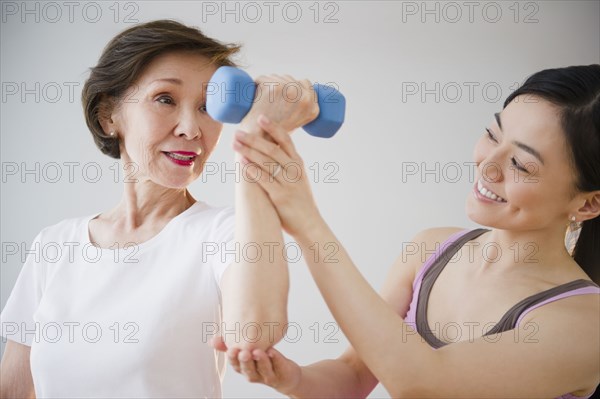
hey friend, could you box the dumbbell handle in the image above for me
[206,66,345,138]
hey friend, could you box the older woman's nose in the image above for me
[175,109,202,139]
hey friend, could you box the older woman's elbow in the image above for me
[222,312,288,351]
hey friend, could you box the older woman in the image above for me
[0,20,318,398]
[220,65,600,398]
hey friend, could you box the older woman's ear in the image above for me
[92,95,122,158]
[96,95,118,135]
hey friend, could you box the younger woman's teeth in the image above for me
[477,179,507,203]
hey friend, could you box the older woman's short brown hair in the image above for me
[82,19,241,159]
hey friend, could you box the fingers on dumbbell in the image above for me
[255,74,276,86]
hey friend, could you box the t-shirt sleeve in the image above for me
[0,230,47,347]
[208,206,236,285]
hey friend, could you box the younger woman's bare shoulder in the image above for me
[413,226,466,242]
[407,226,466,274]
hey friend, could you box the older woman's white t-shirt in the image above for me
[0,201,235,398]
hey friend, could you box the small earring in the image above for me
[566,215,582,257]
[569,215,582,231]
[109,131,115,136]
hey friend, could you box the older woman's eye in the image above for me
[157,95,174,105]
[199,104,207,112]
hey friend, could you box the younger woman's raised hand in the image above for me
[233,114,324,240]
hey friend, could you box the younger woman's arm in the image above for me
[231,121,600,398]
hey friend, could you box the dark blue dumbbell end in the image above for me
[206,66,256,124]
[303,83,346,138]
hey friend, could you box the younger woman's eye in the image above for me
[485,127,498,143]
[157,95,174,105]
[511,157,529,173]
[199,104,207,112]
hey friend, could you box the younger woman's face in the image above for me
[466,95,582,232]
[110,51,222,188]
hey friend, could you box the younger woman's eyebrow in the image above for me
[512,141,544,165]
[495,112,545,165]
[494,112,503,130]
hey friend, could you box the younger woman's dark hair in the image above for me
[82,19,241,159]
[504,64,600,285]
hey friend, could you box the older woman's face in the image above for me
[112,51,222,188]
[466,95,582,232]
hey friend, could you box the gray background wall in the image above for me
[1,1,598,397]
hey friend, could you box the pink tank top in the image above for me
[403,228,600,399]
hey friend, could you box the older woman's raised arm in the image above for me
[220,75,320,352]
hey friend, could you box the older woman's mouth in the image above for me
[162,151,199,166]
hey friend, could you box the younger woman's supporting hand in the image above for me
[211,336,302,395]
[232,114,325,240]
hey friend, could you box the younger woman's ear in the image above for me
[577,191,600,222]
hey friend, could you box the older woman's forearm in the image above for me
[221,76,319,351]
[221,128,289,352]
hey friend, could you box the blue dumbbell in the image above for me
[206,66,345,138]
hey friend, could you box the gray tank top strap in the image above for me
[485,278,599,335]
[415,228,599,349]
[416,228,490,349]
